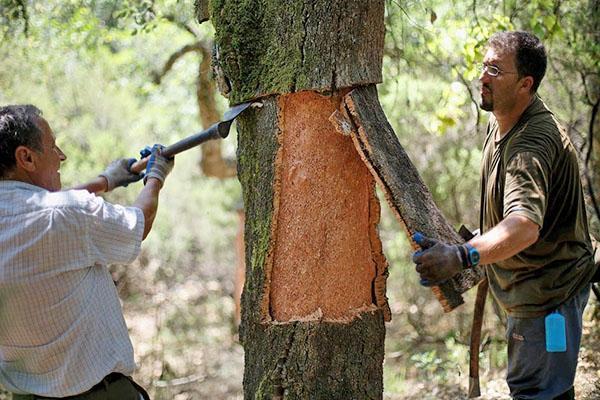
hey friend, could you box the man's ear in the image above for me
[520,76,534,94]
[14,146,37,172]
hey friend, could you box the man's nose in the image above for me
[57,147,67,161]
[479,70,490,83]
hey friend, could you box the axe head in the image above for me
[223,102,253,122]
[217,101,255,138]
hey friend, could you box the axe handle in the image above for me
[129,123,221,174]
[129,159,148,175]
[468,278,488,398]
[162,122,221,158]
[127,101,254,175]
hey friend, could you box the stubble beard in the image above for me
[480,90,493,111]
[480,98,493,111]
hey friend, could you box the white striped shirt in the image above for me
[0,180,144,397]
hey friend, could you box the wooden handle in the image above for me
[468,278,489,398]
[129,158,149,174]
[126,102,255,176]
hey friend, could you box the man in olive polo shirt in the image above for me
[412,31,597,400]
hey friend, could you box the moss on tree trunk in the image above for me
[207,0,384,104]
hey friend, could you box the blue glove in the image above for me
[412,232,464,286]
[99,158,144,190]
[143,144,174,185]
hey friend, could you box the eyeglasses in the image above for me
[479,64,518,77]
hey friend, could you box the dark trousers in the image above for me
[506,285,590,400]
[11,373,150,400]
[553,387,575,400]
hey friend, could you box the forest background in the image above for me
[0,0,598,399]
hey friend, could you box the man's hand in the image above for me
[99,158,144,191]
[144,144,174,186]
[412,233,463,286]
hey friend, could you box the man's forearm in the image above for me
[71,176,108,194]
[470,214,539,268]
[133,178,162,240]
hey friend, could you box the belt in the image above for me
[85,372,127,394]
[20,373,134,400]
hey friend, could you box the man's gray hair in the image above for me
[0,105,44,178]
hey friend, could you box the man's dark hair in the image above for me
[0,105,44,178]
[488,31,547,93]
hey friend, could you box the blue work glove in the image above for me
[412,232,464,286]
[99,158,144,191]
[143,144,174,185]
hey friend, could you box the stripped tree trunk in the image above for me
[196,1,480,398]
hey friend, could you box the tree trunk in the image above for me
[202,1,387,398]
[197,0,475,398]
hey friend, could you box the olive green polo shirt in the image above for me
[480,96,595,318]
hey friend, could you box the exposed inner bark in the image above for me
[236,98,386,399]
[265,90,388,322]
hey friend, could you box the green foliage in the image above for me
[0,0,26,35]
[1,0,598,398]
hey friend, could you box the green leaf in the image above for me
[543,15,556,31]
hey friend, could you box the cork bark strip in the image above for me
[332,85,485,312]
[262,90,391,323]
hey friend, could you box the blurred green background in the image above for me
[1,0,598,399]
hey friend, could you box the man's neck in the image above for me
[494,95,535,140]
[2,170,35,186]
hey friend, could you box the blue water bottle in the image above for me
[545,311,566,352]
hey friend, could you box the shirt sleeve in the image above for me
[503,151,549,228]
[49,191,145,268]
[87,199,145,265]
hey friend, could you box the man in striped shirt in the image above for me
[0,104,173,399]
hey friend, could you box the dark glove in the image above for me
[143,144,174,185]
[99,158,144,191]
[412,232,464,286]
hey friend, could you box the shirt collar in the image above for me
[0,180,47,193]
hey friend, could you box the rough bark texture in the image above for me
[234,209,245,326]
[208,2,389,398]
[237,98,385,399]
[332,86,485,311]
[207,0,385,104]
[194,0,210,23]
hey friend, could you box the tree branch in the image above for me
[585,94,598,166]
[151,42,203,84]
[454,65,481,128]
[583,97,600,222]
[472,0,482,32]
[580,71,598,107]
[162,14,201,38]
[17,0,28,36]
